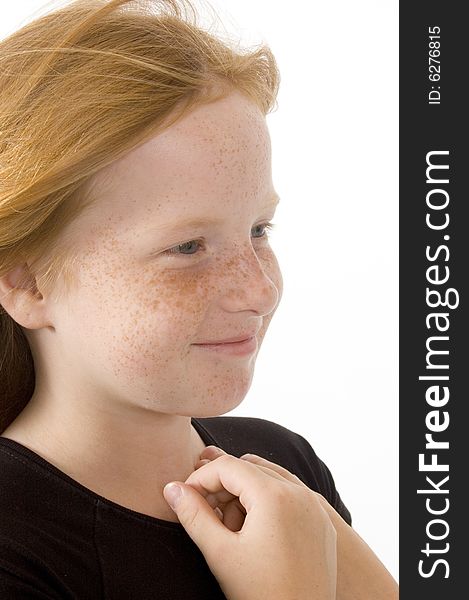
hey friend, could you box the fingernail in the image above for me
[208,445,225,455]
[164,483,183,510]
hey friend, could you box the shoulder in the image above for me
[194,414,304,454]
[194,414,325,470]
[193,415,352,526]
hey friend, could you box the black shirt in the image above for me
[0,416,351,599]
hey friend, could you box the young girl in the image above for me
[0,0,398,597]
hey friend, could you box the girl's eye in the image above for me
[251,221,276,239]
[164,239,205,256]
[162,221,276,257]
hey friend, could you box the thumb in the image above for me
[163,482,229,557]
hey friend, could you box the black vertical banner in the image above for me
[400,2,467,598]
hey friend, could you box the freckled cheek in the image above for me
[97,271,217,378]
[68,261,209,360]
[117,267,218,342]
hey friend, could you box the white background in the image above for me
[1,0,399,582]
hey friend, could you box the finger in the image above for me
[236,456,338,522]
[219,499,246,532]
[200,446,295,487]
[203,493,219,509]
[195,463,286,514]
[183,454,283,514]
[187,455,290,504]
[200,446,305,489]
[163,482,231,563]
[199,445,227,461]
[239,453,307,488]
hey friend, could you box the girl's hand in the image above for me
[195,446,399,600]
[163,447,337,600]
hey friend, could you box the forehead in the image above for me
[75,92,273,241]
[67,92,273,253]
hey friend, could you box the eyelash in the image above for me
[163,221,276,257]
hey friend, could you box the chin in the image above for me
[184,388,249,419]
[195,400,245,419]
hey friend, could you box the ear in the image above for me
[0,263,53,330]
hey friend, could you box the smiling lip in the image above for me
[192,336,257,356]
[194,334,256,345]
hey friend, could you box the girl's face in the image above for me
[48,91,282,417]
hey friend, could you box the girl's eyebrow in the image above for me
[148,195,280,234]
[153,216,224,233]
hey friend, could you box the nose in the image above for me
[218,243,280,317]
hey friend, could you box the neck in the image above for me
[1,393,207,522]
